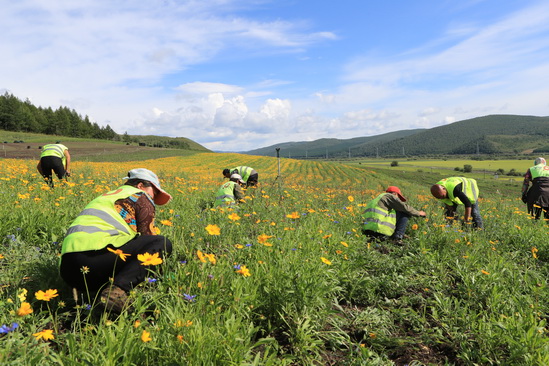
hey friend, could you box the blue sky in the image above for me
[2,0,549,151]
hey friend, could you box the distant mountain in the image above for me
[244,129,425,158]
[243,115,549,158]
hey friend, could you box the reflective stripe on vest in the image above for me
[231,166,252,181]
[61,186,142,254]
[362,193,397,236]
[530,164,549,179]
[214,181,237,207]
[436,177,478,206]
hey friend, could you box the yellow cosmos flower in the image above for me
[107,247,131,261]
[197,250,207,263]
[286,212,300,219]
[0,254,4,259]
[17,302,33,316]
[347,195,354,202]
[532,247,538,259]
[33,329,54,341]
[340,241,348,247]
[204,253,216,264]
[160,220,173,226]
[236,265,251,277]
[205,224,221,235]
[141,330,152,342]
[138,252,163,266]
[228,213,241,221]
[411,224,419,230]
[320,257,332,265]
[257,234,273,244]
[35,289,59,301]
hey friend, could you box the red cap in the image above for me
[386,186,406,202]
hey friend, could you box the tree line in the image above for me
[0,92,117,140]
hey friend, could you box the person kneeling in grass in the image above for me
[60,168,173,314]
[362,186,426,245]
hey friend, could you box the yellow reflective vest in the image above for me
[231,166,253,181]
[362,193,397,236]
[214,181,238,207]
[530,164,549,179]
[40,144,68,165]
[436,177,479,206]
[61,186,145,254]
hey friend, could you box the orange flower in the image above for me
[205,224,221,235]
[177,334,184,343]
[228,213,241,221]
[35,289,59,301]
[141,330,152,342]
[197,250,207,263]
[411,224,419,230]
[286,212,300,219]
[138,252,163,266]
[257,234,273,244]
[33,329,54,341]
[107,247,131,261]
[17,302,33,316]
[160,219,173,226]
[235,265,251,277]
[481,270,490,275]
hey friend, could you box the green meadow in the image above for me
[0,153,548,365]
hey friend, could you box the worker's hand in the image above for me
[65,171,71,178]
[418,211,427,217]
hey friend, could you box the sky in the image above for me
[2,0,549,152]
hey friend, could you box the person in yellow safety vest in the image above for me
[521,157,549,220]
[214,174,245,207]
[430,177,483,228]
[59,168,173,314]
[362,186,426,245]
[223,166,258,187]
[37,143,71,187]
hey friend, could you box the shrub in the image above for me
[390,161,398,167]
[463,164,473,173]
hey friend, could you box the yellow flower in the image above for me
[138,252,163,266]
[532,247,538,259]
[17,288,27,302]
[134,320,141,328]
[257,234,273,244]
[340,241,348,247]
[107,247,131,261]
[141,330,152,342]
[286,212,300,219]
[0,254,4,259]
[177,334,184,343]
[347,195,354,202]
[160,219,173,226]
[205,224,221,235]
[235,244,244,249]
[228,213,241,221]
[204,253,216,264]
[481,270,490,275]
[197,250,207,263]
[17,302,33,316]
[35,289,59,301]
[236,265,251,277]
[33,329,54,341]
[411,224,419,230]
[323,234,332,239]
[320,257,332,265]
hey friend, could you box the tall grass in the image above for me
[0,154,547,365]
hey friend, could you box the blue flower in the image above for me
[179,260,187,265]
[183,293,196,302]
[233,264,241,269]
[245,243,252,247]
[146,277,158,283]
[6,234,16,241]
[0,323,19,334]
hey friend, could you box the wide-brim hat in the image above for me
[125,168,172,205]
[386,186,406,202]
[230,173,245,184]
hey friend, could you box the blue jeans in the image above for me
[392,211,410,239]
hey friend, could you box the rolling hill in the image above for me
[243,115,549,158]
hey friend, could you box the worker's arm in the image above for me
[64,150,71,175]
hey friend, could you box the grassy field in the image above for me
[0,153,548,365]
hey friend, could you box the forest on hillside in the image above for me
[0,92,203,150]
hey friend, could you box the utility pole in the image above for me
[348,147,351,159]
[376,147,379,159]
[276,148,281,177]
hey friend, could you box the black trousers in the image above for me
[60,235,172,292]
[40,156,66,186]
